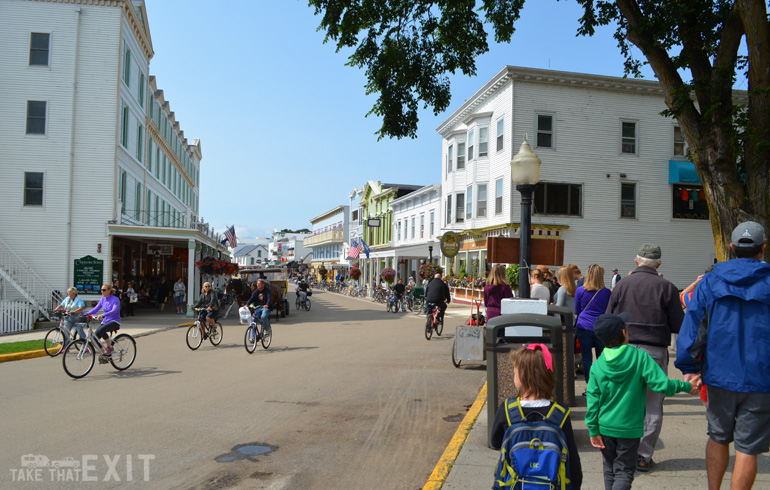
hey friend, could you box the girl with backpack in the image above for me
[491,344,583,490]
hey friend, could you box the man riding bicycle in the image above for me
[194,282,220,340]
[297,279,310,306]
[393,278,407,312]
[85,283,121,357]
[425,273,451,324]
[247,279,272,333]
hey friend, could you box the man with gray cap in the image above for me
[676,221,770,490]
[606,243,684,472]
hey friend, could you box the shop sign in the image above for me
[440,232,460,258]
[367,218,381,228]
[74,255,104,295]
[148,243,173,257]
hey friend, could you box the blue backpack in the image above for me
[493,398,572,490]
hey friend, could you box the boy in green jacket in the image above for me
[585,312,700,489]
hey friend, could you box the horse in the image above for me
[225,278,284,320]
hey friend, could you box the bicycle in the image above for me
[425,303,444,340]
[61,317,136,379]
[44,311,85,357]
[295,294,311,311]
[186,307,223,350]
[412,295,425,315]
[244,306,272,353]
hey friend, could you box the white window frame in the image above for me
[477,184,487,218]
[446,195,452,225]
[26,100,47,136]
[23,171,45,207]
[411,216,415,239]
[673,125,687,157]
[420,214,425,238]
[467,129,474,161]
[457,142,466,169]
[466,186,473,220]
[456,193,465,223]
[430,212,435,237]
[495,178,503,215]
[478,126,489,157]
[621,182,637,219]
[496,117,504,152]
[29,32,51,67]
[621,120,638,155]
[536,113,554,149]
[448,144,454,174]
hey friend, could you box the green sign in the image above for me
[74,255,104,295]
[440,232,460,258]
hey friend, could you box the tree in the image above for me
[310,0,769,260]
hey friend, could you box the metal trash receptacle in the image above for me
[485,312,564,447]
[547,304,576,408]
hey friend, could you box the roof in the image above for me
[233,244,265,256]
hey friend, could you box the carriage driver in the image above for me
[247,279,272,332]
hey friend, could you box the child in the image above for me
[491,343,583,490]
[586,313,700,489]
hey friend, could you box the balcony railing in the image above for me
[118,210,224,245]
[303,230,345,247]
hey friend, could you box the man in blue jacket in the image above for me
[676,221,770,490]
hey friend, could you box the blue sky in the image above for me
[143,1,746,240]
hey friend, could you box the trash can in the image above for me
[485,312,564,447]
[547,304,576,408]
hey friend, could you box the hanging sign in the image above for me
[367,218,381,228]
[74,255,104,295]
[440,231,460,258]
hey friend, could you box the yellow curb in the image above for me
[0,347,53,363]
[177,322,195,327]
[423,381,488,490]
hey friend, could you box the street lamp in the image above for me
[428,245,433,263]
[510,134,541,299]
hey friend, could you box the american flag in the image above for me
[224,225,237,248]
[348,240,361,259]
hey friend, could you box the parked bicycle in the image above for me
[186,307,223,350]
[424,302,444,340]
[44,311,85,357]
[61,317,136,379]
[244,306,272,353]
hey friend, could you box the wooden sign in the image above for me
[487,236,564,266]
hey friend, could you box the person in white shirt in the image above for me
[530,269,551,302]
[611,268,622,289]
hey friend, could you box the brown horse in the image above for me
[225,278,284,320]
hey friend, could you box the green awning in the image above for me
[669,160,702,184]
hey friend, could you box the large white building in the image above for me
[0,0,227,323]
[305,206,350,279]
[390,184,442,281]
[436,66,716,288]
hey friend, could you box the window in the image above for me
[138,73,145,106]
[411,217,415,239]
[534,182,582,216]
[446,195,452,225]
[137,124,144,163]
[674,126,685,156]
[621,183,636,219]
[123,43,131,86]
[466,185,473,220]
[456,193,465,223]
[430,212,435,237]
[121,104,129,147]
[352,209,359,222]
[397,220,401,241]
[26,101,46,135]
[457,143,466,169]
[477,184,487,218]
[479,127,488,157]
[119,170,127,214]
[420,214,425,238]
[537,114,553,148]
[468,129,474,161]
[135,182,142,220]
[622,121,637,154]
[24,172,43,206]
[495,178,503,215]
[448,145,454,174]
[496,118,504,152]
[673,184,709,220]
[29,33,50,66]
[258,250,262,257]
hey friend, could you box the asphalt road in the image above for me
[1,290,486,489]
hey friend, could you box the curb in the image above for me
[423,381,488,490]
[0,323,190,363]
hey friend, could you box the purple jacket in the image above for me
[484,284,514,320]
[575,287,611,331]
[86,295,121,324]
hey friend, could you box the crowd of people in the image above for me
[489,221,770,490]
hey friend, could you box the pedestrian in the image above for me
[529,269,550,301]
[157,276,170,312]
[569,264,585,287]
[587,313,699,490]
[490,343,583,490]
[574,264,612,391]
[606,244,684,473]
[536,265,556,302]
[393,278,406,312]
[611,268,622,289]
[483,264,514,320]
[675,221,770,490]
[173,277,186,314]
[125,281,136,317]
[553,266,577,323]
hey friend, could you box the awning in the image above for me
[669,160,702,184]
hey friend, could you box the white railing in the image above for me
[0,301,35,334]
[0,236,62,320]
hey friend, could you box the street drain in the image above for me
[443,414,464,422]
[215,443,277,463]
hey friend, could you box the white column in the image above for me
[186,239,196,317]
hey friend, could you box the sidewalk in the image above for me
[436,349,770,490]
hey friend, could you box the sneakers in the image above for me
[637,456,654,472]
[103,346,113,355]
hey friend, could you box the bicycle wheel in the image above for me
[209,322,223,346]
[186,324,203,350]
[406,297,414,312]
[44,327,66,357]
[425,316,433,340]
[261,324,272,349]
[244,325,258,354]
[451,339,462,368]
[392,300,399,314]
[62,340,95,379]
[304,299,311,311]
[436,315,443,336]
[109,334,136,371]
[296,297,301,310]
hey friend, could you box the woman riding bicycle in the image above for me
[84,283,121,356]
[194,282,220,340]
[54,287,86,340]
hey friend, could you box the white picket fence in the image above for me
[0,301,36,334]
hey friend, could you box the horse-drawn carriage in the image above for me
[224,267,291,320]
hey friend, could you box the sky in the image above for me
[142,0,747,241]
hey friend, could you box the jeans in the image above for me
[576,327,604,385]
[600,436,640,490]
[64,317,86,340]
[630,343,668,460]
[253,307,270,331]
[396,296,405,311]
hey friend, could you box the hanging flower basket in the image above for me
[380,268,396,284]
[349,267,362,280]
[419,262,444,280]
[195,256,239,276]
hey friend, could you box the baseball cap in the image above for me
[731,221,767,248]
[638,244,661,260]
[593,312,629,344]
[612,268,618,272]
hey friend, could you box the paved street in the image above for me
[0,291,485,489]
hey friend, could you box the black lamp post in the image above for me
[428,245,433,263]
[511,134,541,299]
